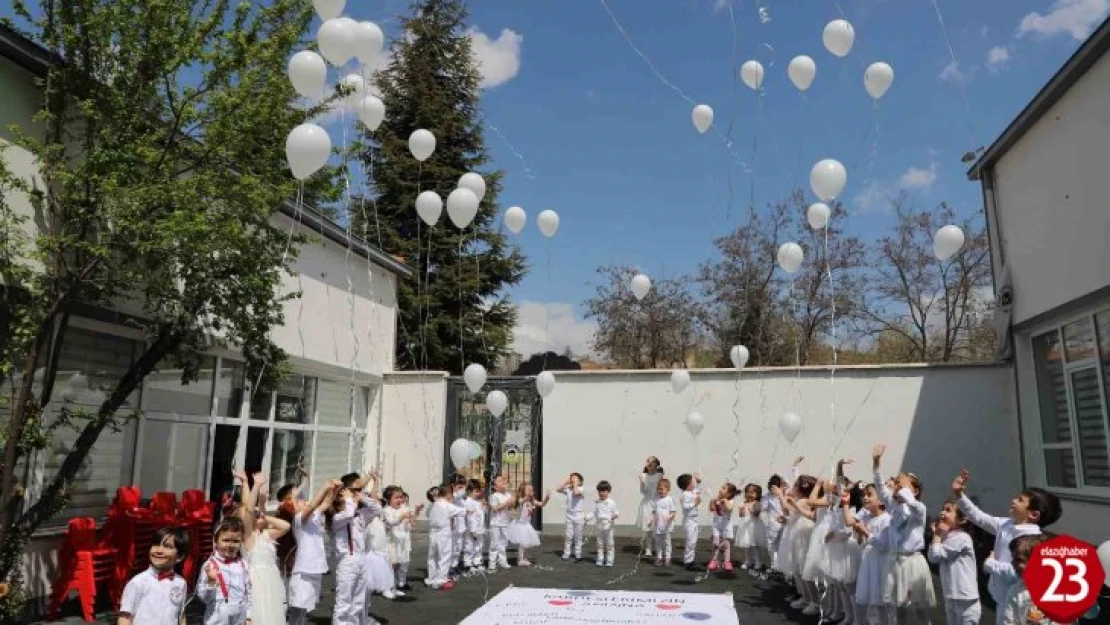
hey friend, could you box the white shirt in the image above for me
[875,471,926,553]
[330,495,383,557]
[651,496,676,532]
[120,567,187,625]
[452,489,468,532]
[465,497,486,534]
[427,499,466,534]
[489,491,513,527]
[957,494,1042,605]
[563,486,586,521]
[196,554,251,623]
[292,510,328,575]
[927,531,979,601]
[857,508,892,549]
[998,582,1051,625]
[593,499,619,524]
[681,490,700,524]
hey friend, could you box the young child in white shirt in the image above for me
[650,477,677,566]
[998,534,1052,625]
[677,473,702,570]
[463,479,487,570]
[118,526,189,625]
[196,516,252,625]
[927,499,981,625]
[487,475,514,571]
[557,472,586,560]
[287,479,340,625]
[873,444,936,623]
[327,470,382,625]
[592,480,620,567]
[426,483,468,589]
[449,474,469,577]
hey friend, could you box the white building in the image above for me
[969,16,1110,542]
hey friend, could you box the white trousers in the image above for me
[489,526,510,566]
[563,518,585,557]
[451,530,465,568]
[682,520,699,564]
[426,531,454,585]
[332,554,367,625]
[944,598,980,625]
[596,526,614,563]
[464,532,485,567]
[653,531,673,561]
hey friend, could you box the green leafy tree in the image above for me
[0,0,316,612]
[356,0,526,374]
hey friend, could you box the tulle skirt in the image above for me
[855,545,887,606]
[775,516,814,576]
[802,519,833,582]
[882,552,936,608]
[386,530,412,565]
[364,552,395,593]
[507,521,541,548]
[734,516,766,549]
[821,537,862,583]
[249,561,287,624]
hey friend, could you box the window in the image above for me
[1030,307,1110,496]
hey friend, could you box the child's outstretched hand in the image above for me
[232,468,247,484]
[205,561,219,583]
[793,456,805,467]
[872,444,886,462]
[952,469,969,496]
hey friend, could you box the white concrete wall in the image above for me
[992,51,1110,325]
[377,372,448,494]
[0,56,48,273]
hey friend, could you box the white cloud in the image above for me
[852,163,939,213]
[986,45,1011,71]
[467,27,523,89]
[1017,0,1109,41]
[900,163,938,189]
[939,60,969,84]
[512,301,596,358]
[713,0,731,13]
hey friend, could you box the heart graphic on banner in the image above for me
[656,603,681,610]
[547,599,572,607]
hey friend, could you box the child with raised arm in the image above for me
[197,515,252,625]
[487,475,514,570]
[326,469,382,625]
[677,473,702,570]
[873,444,935,623]
[951,469,1062,609]
[287,479,340,625]
[998,534,1051,625]
[462,479,487,570]
[425,483,468,589]
[557,472,587,561]
[927,499,981,625]
[118,526,190,625]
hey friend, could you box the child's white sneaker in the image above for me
[382,590,397,600]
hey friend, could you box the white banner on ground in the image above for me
[459,587,740,624]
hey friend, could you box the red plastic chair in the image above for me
[148,491,178,521]
[178,489,215,590]
[47,517,118,622]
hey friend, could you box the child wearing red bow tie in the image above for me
[118,526,190,625]
[197,516,252,625]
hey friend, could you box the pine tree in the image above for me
[358,0,526,374]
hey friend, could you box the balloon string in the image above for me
[825,220,839,452]
[927,0,979,148]
[459,235,464,373]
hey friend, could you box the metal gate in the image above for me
[443,376,543,527]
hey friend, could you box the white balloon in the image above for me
[685,411,705,437]
[449,438,471,470]
[285,123,331,180]
[670,369,690,394]
[779,412,802,443]
[631,274,652,301]
[463,363,487,394]
[1097,541,1110,587]
[458,172,486,201]
[340,73,365,107]
[691,104,713,134]
[313,0,344,21]
[503,207,526,234]
[446,188,479,229]
[810,158,847,202]
[468,440,483,461]
[408,129,436,162]
[933,225,966,261]
[486,390,508,417]
[356,95,385,131]
[537,210,560,238]
[317,18,357,66]
[740,60,765,91]
[729,345,750,369]
[864,62,895,100]
[288,51,327,98]
[777,242,804,274]
[807,202,831,230]
[354,21,384,64]
[414,191,443,227]
[536,371,556,398]
[788,55,816,91]
[823,20,855,58]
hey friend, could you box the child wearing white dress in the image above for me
[998,534,1051,625]
[677,473,702,569]
[507,483,549,566]
[233,471,289,625]
[288,480,339,625]
[463,480,487,569]
[196,516,252,625]
[556,472,587,560]
[761,475,786,571]
[636,456,664,557]
[822,478,865,625]
[376,486,413,600]
[118,527,189,625]
[487,476,514,570]
[363,492,394,599]
[777,475,819,615]
[873,444,935,623]
[735,483,767,572]
[927,499,981,625]
[328,470,383,625]
[592,481,620,567]
[425,484,468,589]
[649,477,677,566]
[848,482,892,625]
[708,483,737,572]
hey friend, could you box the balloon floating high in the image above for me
[670,369,691,394]
[415,191,443,227]
[458,172,487,201]
[536,371,555,398]
[729,345,750,369]
[503,207,526,234]
[356,96,385,131]
[463,363,487,394]
[810,159,847,202]
[354,21,384,64]
[631,274,652,301]
[446,188,479,229]
[317,18,357,66]
[788,56,816,92]
[692,104,714,134]
[313,0,345,21]
[486,390,508,418]
[288,51,327,98]
[933,225,965,261]
[685,411,705,437]
[408,129,436,162]
[537,210,560,238]
[777,242,804,274]
[779,412,802,443]
[823,20,855,58]
[449,438,471,470]
[807,203,831,230]
[286,124,332,180]
[864,63,895,100]
[741,60,765,91]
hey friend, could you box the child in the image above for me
[649,477,677,566]
[327,469,382,624]
[951,469,1062,609]
[487,475,513,571]
[802,479,838,617]
[557,472,587,561]
[196,516,252,625]
[449,473,469,576]
[118,526,190,625]
[776,475,818,614]
[761,474,787,572]
[849,482,891,625]
[235,472,289,625]
[463,479,487,570]
[708,482,737,572]
[735,483,766,572]
[637,457,665,557]
[677,473,702,570]
[823,482,864,625]
[873,444,936,622]
[287,479,340,625]
[998,534,1051,625]
[426,483,468,589]
[592,480,620,567]
[507,483,549,566]
[927,499,981,625]
[382,490,422,595]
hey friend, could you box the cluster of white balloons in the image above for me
[449,437,485,470]
[463,363,557,412]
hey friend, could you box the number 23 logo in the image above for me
[1040,557,1089,603]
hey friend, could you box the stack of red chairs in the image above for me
[46,517,118,622]
[178,488,216,591]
